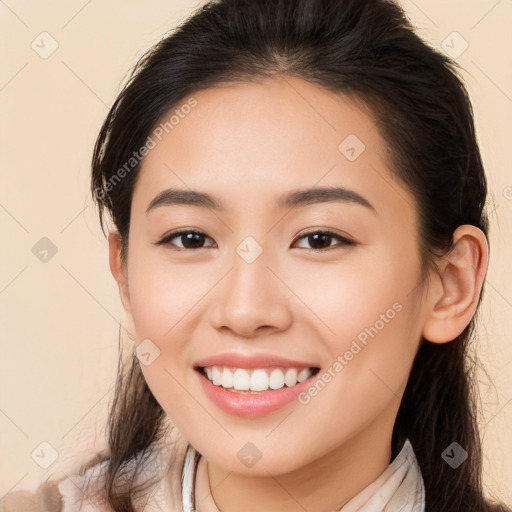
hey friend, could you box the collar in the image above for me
[56,428,425,512]
[182,437,425,512]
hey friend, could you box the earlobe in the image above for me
[421,225,489,344]
[108,231,137,340]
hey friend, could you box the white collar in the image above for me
[182,438,425,512]
[56,429,425,512]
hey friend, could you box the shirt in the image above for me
[184,437,426,512]
[0,425,426,511]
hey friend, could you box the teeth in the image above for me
[201,366,315,392]
[221,368,234,388]
[297,368,310,383]
[233,368,250,390]
[251,369,268,391]
[211,367,222,385]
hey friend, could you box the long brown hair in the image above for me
[81,0,511,510]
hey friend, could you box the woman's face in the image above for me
[112,76,429,475]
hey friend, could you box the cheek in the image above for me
[291,248,421,398]
[335,313,417,460]
[126,251,205,340]
[293,297,420,447]
[127,259,199,418]
[289,249,414,346]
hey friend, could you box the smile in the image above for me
[199,366,320,392]
[194,365,321,417]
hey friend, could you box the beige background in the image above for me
[1,0,511,504]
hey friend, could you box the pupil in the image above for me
[309,233,330,249]
[183,233,204,248]
[179,233,332,249]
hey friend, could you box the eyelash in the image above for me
[155,229,356,252]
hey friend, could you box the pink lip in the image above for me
[194,352,318,370]
[195,368,318,417]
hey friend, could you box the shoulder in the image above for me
[0,463,113,512]
[0,450,113,512]
[1,424,191,512]
[0,480,62,512]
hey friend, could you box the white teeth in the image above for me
[221,368,233,388]
[211,367,222,386]
[297,368,310,383]
[201,366,315,392]
[284,368,298,387]
[251,369,269,391]
[269,368,285,389]
[233,369,250,390]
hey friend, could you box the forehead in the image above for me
[132,76,412,222]
[143,76,380,168]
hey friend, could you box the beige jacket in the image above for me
[0,428,426,512]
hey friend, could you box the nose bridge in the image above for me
[235,234,266,267]
[228,233,271,302]
[210,231,292,335]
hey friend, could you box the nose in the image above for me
[209,243,293,338]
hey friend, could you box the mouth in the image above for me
[194,365,321,394]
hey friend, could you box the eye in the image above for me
[155,229,216,250]
[155,229,355,251]
[292,230,355,251]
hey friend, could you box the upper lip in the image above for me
[194,352,319,370]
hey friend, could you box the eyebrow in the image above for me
[145,186,377,215]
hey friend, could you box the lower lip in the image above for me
[195,368,318,418]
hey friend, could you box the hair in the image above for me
[81,0,510,510]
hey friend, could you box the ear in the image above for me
[422,225,489,344]
[108,231,137,342]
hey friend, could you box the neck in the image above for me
[201,403,399,512]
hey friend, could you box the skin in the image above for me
[108,76,488,512]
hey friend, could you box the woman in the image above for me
[1,0,510,510]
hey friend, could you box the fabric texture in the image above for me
[0,479,62,512]
[186,437,425,512]
[0,425,426,512]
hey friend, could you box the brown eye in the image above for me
[155,229,355,252]
[293,231,355,251]
[156,230,215,250]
